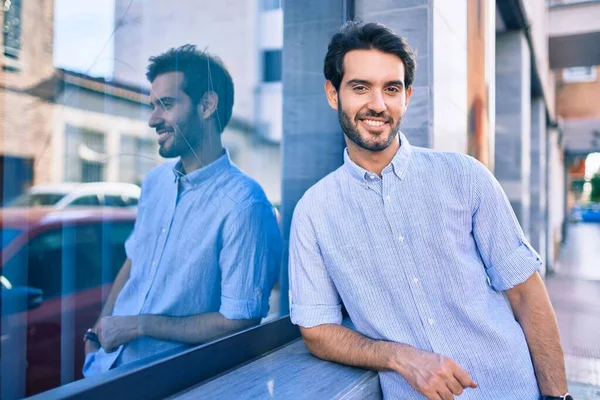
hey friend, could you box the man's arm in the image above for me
[97,258,132,324]
[300,324,477,400]
[505,272,567,396]
[95,313,259,352]
[85,258,131,356]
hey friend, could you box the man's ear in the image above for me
[324,80,339,111]
[198,91,219,119]
[404,85,413,111]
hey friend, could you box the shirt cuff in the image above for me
[486,242,542,291]
[290,303,343,328]
[220,296,267,320]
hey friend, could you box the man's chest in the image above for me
[313,187,477,294]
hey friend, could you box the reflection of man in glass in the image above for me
[83,45,282,376]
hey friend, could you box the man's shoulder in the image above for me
[293,168,345,218]
[142,160,178,185]
[217,165,271,208]
[410,146,476,176]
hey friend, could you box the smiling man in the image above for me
[289,22,570,400]
[82,45,282,376]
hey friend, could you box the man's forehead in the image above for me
[342,49,405,83]
[150,71,185,99]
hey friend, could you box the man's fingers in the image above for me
[446,376,464,396]
[454,367,477,388]
[436,386,455,400]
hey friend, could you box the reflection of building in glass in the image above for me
[112,0,282,204]
[51,69,157,186]
[3,0,22,59]
[0,0,55,205]
[0,1,161,205]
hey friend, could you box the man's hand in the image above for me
[395,346,478,400]
[96,316,140,353]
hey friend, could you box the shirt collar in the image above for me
[172,148,232,186]
[343,131,413,183]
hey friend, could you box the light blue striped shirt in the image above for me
[84,149,282,376]
[289,133,542,399]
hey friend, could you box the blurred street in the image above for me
[547,222,600,399]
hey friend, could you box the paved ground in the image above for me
[546,222,600,399]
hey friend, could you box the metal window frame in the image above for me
[27,316,300,400]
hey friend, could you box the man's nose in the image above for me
[148,110,163,128]
[368,92,386,113]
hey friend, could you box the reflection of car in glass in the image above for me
[570,203,600,223]
[0,207,136,397]
[6,182,141,209]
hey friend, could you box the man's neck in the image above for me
[180,136,224,175]
[346,137,400,177]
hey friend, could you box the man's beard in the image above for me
[338,98,402,152]
[158,111,203,159]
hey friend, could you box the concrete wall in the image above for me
[549,1,600,37]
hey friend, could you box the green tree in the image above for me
[591,171,600,203]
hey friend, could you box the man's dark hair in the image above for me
[146,44,234,132]
[324,21,417,91]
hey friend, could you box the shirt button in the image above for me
[428,318,435,325]
[385,194,391,201]
[369,175,376,180]
[162,228,166,234]
[413,277,419,284]
[398,235,404,242]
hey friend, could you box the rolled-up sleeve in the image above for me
[289,198,342,328]
[219,201,282,320]
[470,158,542,291]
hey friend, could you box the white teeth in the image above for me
[159,132,172,139]
[363,119,385,127]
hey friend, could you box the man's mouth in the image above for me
[359,118,390,130]
[157,130,174,145]
[361,119,387,127]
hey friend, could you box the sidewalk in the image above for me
[546,222,600,399]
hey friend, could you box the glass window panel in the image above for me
[1,1,285,397]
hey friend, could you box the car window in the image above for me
[68,195,100,207]
[104,194,127,207]
[124,197,138,206]
[7,193,66,207]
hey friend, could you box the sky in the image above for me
[53,0,115,78]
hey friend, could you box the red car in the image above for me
[1,207,136,398]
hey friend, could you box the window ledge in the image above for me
[171,336,382,399]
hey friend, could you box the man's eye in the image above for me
[353,86,367,92]
[386,87,400,93]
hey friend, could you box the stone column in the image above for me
[280,0,347,313]
[531,97,547,271]
[495,30,532,239]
